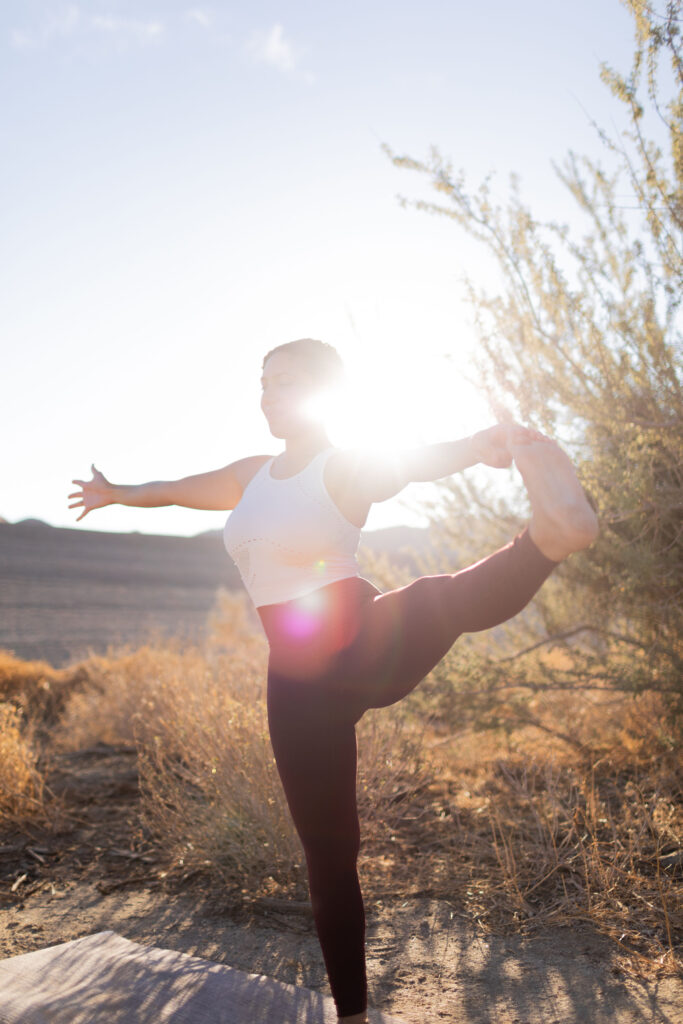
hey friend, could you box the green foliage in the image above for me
[385,0,683,720]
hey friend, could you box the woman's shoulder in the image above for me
[231,453,274,490]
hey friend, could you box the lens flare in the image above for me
[300,390,330,424]
[280,588,325,641]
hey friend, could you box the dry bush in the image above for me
[137,685,303,893]
[205,587,266,655]
[51,642,227,755]
[0,648,97,825]
[479,751,682,968]
[357,709,431,829]
[49,627,302,888]
[359,684,682,974]
[0,649,60,700]
[0,702,48,825]
[0,649,91,736]
[48,590,433,895]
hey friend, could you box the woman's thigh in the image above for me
[267,673,360,852]
[350,528,557,710]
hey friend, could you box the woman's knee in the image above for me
[303,829,360,879]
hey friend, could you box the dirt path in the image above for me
[1,739,680,1023]
[2,880,681,1023]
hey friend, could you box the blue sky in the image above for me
[2,0,636,536]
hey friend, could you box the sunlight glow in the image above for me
[326,350,492,453]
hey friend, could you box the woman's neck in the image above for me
[279,426,331,465]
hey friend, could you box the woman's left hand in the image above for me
[471,423,546,468]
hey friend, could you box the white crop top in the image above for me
[223,447,361,607]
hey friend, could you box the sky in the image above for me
[2,0,638,537]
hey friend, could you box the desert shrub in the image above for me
[385,0,683,723]
[0,702,47,824]
[137,684,303,891]
[482,751,682,957]
[50,641,235,756]
[449,721,682,968]
[0,649,91,736]
[49,590,433,894]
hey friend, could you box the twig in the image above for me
[494,626,597,662]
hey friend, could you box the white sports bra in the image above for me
[223,447,361,607]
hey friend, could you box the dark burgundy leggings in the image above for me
[258,528,557,1018]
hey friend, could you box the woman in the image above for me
[69,338,598,1023]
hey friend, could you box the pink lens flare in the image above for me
[279,589,326,641]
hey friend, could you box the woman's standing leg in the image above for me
[267,672,368,1019]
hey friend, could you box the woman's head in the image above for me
[261,338,344,389]
[260,339,344,439]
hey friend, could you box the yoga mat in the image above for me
[0,930,402,1023]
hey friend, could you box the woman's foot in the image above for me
[510,437,599,562]
[338,1014,369,1023]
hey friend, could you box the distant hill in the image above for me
[0,520,242,666]
[0,519,438,667]
[12,519,433,555]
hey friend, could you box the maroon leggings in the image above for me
[258,528,557,1018]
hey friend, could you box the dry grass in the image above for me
[0,589,680,975]
[40,593,432,897]
[0,649,96,825]
[355,689,682,976]
[0,703,46,823]
[0,650,89,735]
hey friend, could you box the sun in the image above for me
[325,351,492,454]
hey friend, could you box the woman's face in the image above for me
[260,351,323,438]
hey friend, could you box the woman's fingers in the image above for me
[508,424,550,445]
[497,421,549,440]
[69,468,104,519]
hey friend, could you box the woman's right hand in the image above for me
[471,423,547,469]
[68,464,115,522]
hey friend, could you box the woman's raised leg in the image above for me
[351,437,598,711]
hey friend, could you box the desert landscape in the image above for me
[4,0,682,1019]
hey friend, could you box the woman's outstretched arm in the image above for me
[68,455,271,522]
[328,423,546,510]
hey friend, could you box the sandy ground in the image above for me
[0,735,680,1024]
[2,880,682,1023]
